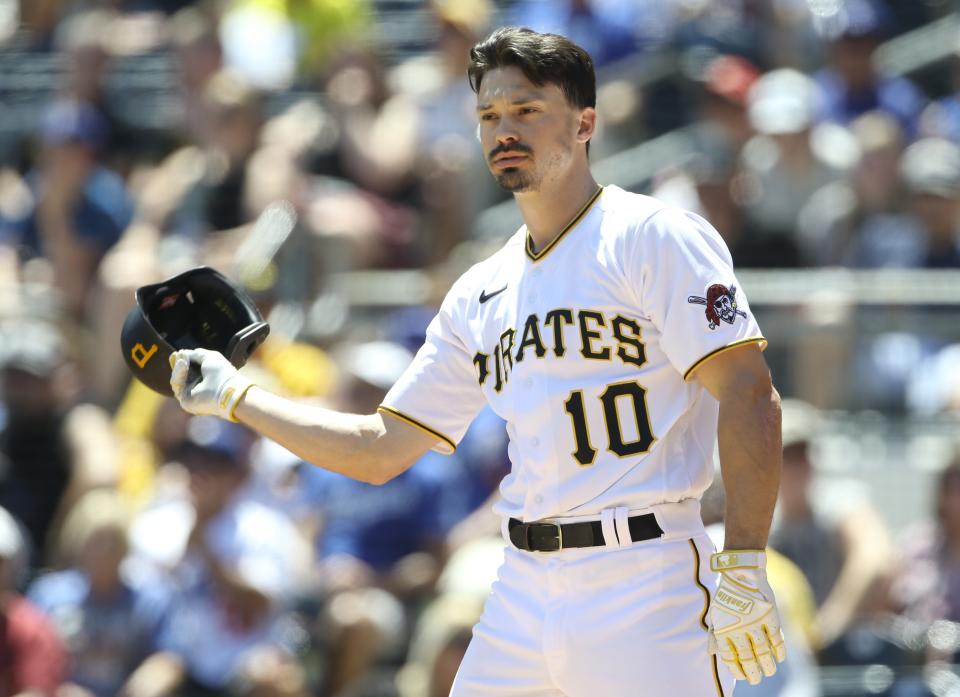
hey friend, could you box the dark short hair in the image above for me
[468,27,596,111]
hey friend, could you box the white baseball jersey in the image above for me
[381,184,765,522]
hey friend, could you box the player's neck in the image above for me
[516,169,599,254]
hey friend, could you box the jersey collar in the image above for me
[525,185,604,262]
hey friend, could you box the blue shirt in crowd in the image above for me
[28,568,171,697]
[299,408,509,570]
[816,68,926,138]
[2,167,134,258]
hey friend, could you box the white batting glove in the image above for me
[708,550,787,686]
[169,348,254,422]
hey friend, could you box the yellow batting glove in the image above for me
[708,550,787,685]
[169,348,254,422]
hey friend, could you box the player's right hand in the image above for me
[708,550,787,686]
[169,348,254,422]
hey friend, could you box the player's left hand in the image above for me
[708,550,786,685]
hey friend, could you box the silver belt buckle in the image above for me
[528,521,563,552]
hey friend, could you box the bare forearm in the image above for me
[171,349,438,482]
[816,505,890,643]
[37,212,95,311]
[719,385,782,550]
[233,386,410,484]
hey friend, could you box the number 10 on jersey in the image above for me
[563,380,655,466]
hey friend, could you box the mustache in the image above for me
[488,142,533,162]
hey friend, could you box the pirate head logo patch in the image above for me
[687,283,747,330]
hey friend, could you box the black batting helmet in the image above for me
[120,266,269,396]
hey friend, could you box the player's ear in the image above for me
[576,107,597,144]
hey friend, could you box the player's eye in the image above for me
[480,113,498,121]
[518,107,538,115]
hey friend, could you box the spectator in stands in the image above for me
[769,399,892,649]
[654,57,776,267]
[818,570,925,693]
[59,12,111,122]
[508,0,638,68]
[299,47,423,269]
[127,416,308,697]
[848,137,960,268]
[890,459,960,626]
[818,462,960,683]
[697,55,761,151]
[169,7,223,145]
[900,138,960,268]
[0,99,134,318]
[409,0,493,148]
[671,0,768,68]
[399,0,496,263]
[653,129,781,269]
[58,10,142,175]
[0,504,67,697]
[739,68,853,266]
[27,490,171,697]
[799,110,907,266]
[815,0,925,137]
[0,320,118,570]
[918,29,960,144]
[396,594,483,697]
[321,48,419,203]
[834,136,960,412]
[170,71,263,238]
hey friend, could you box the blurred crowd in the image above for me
[1,0,960,696]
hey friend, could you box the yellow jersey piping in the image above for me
[525,186,604,262]
[683,336,768,382]
[377,405,457,453]
[689,539,726,697]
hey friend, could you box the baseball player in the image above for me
[170,27,786,696]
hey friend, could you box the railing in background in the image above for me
[326,267,960,308]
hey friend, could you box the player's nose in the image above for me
[494,117,520,144]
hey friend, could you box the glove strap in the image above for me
[710,549,766,572]
[215,373,255,422]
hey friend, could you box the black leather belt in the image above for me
[508,513,663,552]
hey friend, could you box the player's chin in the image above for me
[494,169,536,193]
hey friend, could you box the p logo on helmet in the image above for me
[120,266,269,396]
[130,342,158,369]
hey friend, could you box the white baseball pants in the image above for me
[450,502,736,697]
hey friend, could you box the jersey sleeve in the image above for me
[631,207,766,381]
[380,289,487,454]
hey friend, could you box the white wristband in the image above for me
[710,549,766,572]
[215,372,255,422]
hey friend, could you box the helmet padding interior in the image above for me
[142,272,254,353]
